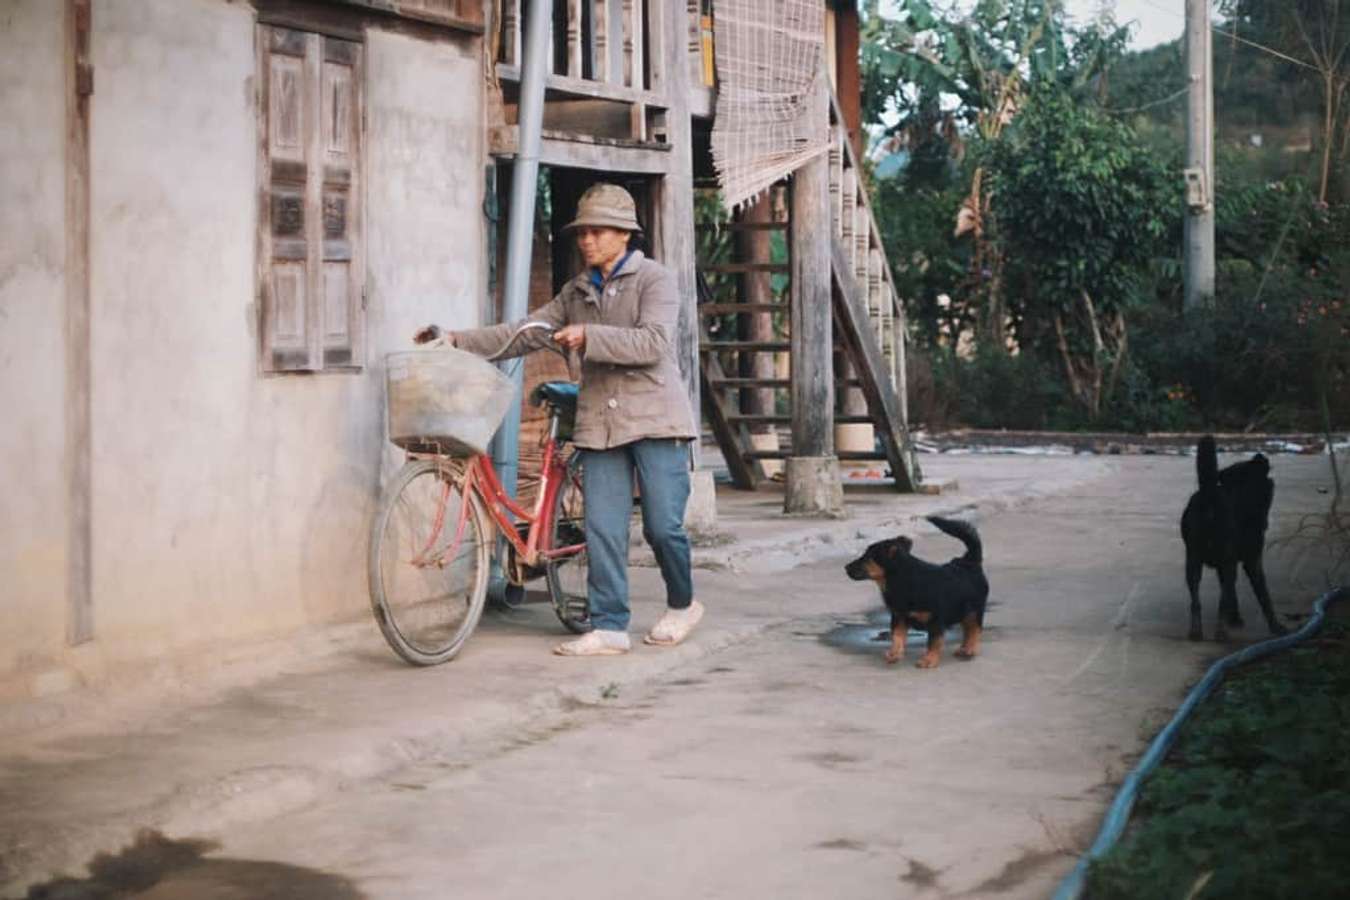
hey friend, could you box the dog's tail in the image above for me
[926,515,982,563]
[1197,435,1219,490]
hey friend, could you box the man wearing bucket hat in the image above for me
[414,183,703,656]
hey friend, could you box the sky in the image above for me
[1061,0,1186,50]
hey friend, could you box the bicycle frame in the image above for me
[410,414,584,582]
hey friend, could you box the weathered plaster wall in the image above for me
[0,2,72,687]
[0,0,485,696]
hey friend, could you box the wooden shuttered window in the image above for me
[257,26,364,372]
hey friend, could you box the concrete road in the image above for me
[5,452,1343,899]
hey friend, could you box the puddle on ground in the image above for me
[820,608,960,655]
[24,829,365,899]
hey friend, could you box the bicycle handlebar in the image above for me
[483,320,566,363]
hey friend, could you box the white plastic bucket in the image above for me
[385,349,514,456]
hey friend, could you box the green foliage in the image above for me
[871,173,973,344]
[1086,623,1350,899]
[861,2,1349,431]
[990,88,1178,326]
[916,345,1068,430]
[861,0,1129,138]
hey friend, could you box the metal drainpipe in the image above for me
[488,0,550,600]
[492,0,550,504]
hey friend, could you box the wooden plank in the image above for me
[695,221,789,232]
[709,377,864,388]
[707,377,791,388]
[731,414,873,425]
[65,0,93,645]
[830,236,919,492]
[496,64,666,106]
[256,0,485,41]
[488,124,673,173]
[700,340,791,352]
[701,262,789,273]
[746,449,886,461]
[698,302,785,314]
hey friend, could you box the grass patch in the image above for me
[1086,618,1350,899]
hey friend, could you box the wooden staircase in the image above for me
[697,93,920,492]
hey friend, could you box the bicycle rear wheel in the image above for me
[369,459,491,665]
[546,452,591,633]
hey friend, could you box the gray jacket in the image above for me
[452,251,697,450]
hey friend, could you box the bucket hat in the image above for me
[563,183,642,233]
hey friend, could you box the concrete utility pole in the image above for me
[1183,0,1215,310]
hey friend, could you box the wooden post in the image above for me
[787,80,842,515]
[654,0,699,461]
[835,0,862,160]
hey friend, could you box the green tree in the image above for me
[861,0,1129,349]
[989,88,1177,418]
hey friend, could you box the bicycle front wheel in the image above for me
[546,452,591,634]
[369,459,491,665]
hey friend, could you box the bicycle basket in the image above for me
[385,349,514,456]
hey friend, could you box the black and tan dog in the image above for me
[844,515,989,668]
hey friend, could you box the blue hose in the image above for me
[1052,585,1349,900]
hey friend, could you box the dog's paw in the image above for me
[915,654,940,669]
[954,648,977,661]
[884,649,904,665]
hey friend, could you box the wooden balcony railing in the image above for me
[494,1,717,138]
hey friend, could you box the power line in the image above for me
[1212,26,1320,72]
[1130,0,1321,71]
[1107,83,1189,113]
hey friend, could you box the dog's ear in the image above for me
[889,537,913,557]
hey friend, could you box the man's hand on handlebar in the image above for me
[553,324,586,352]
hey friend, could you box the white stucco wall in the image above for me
[0,2,72,687]
[0,0,485,695]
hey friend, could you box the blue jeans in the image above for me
[580,439,693,632]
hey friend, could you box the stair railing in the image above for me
[826,91,910,431]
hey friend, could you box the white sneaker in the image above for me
[553,629,631,656]
[643,600,705,646]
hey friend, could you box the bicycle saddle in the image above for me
[530,381,578,412]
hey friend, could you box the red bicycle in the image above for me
[368,323,589,666]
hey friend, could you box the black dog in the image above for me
[1180,436,1287,641]
[844,515,989,668]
